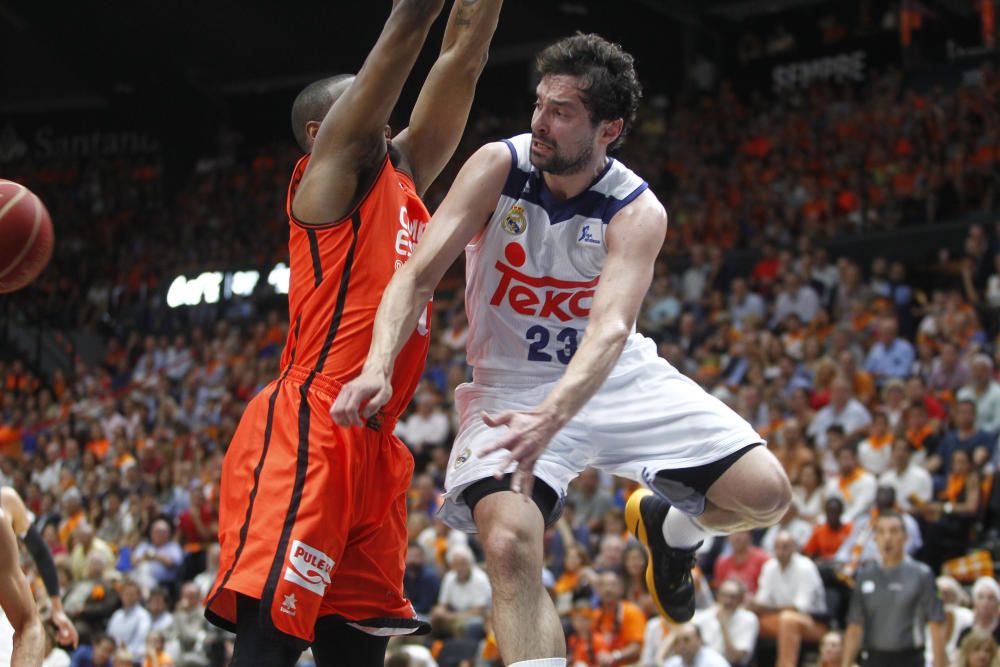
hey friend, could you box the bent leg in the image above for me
[474,490,565,663]
[700,445,792,532]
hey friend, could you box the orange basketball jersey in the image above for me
[282,151,431,418]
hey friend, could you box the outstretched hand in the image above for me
[330,370,393,427]
[478,409,561,498]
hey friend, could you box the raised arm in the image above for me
[394,0,503,194]
[293,0,446,223]
[330,141,511,426]
[0,509,43,667]
[481,191,668,495]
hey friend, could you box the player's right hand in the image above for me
[331,369,393,427]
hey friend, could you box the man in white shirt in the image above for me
[728,278,766,330]
[771,272,821,328]
[433,544,491,638]
[107,579,152,659]
[396,392,451,458]
[825,444,877,524]
[750,532,827,667]
[956,354,1000,435]
[693,578,759,666]
[878,440,932,511]
[664,623,730,667]
[807,379,872,449]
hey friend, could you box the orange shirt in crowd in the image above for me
[595,601,646,654]
[803,522,853,559]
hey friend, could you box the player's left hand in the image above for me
[51,608,78,648]
[479,409,561,498]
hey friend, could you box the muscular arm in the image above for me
[293,0,446,223]
[331,142,510,425]
[477,191,667,493]
[394,0,503,194]
[531,193,665,420]
[0,510,43,667]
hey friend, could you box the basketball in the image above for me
[0,179,54,293]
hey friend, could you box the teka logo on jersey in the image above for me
[283,540,335,596]
[490,243,598,322]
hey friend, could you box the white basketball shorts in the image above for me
[439,336,764,533]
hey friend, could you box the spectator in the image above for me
[790,462,825,526]
[713,532,769,595]
[772,272,821,328]
[750,531,828,667]
[878,439,933,512]
[567,469,615,534]
[146,589,172,636]
[954,632,998,667]
[927,341,970,394]
[842,512,945,667]
[142,631,172,667]
[397,391,450,460]
[70,523,115,584]
[818,631,844,667]
[928,400,993,489]
[403,541,441,617]
[858,412,894,476]
[63,552,120,642]
[566,601,611,667]
[106,580,151,660]
[825,444,877,524]
[130,519,183,596]
[835,486,923,577]
[165,583,209,666]
[956,354,1000,435]
[433,544,490,640]
[807,378,872,449]
[864,317,916,385]
[660,623,729,667]
[802,497,852,563]
[593,571,645,666]
[69,634,116,667]
[176,485,216,582]
[957,578,1000,645]
[932,576,973,665]
[728,278,765,331]
[692,578,759,667]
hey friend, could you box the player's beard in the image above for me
[530,133,595,176]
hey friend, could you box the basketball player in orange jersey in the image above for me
[204,1,502,665]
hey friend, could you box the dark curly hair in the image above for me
[535,33,642,151]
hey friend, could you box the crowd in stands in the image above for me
[1,54,1000,667]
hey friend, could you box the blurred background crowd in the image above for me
[3,0,1000,666]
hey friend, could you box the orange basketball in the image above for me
[0,179,54,293]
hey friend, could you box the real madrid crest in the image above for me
[454,447,472,470]
[501,205,527,235]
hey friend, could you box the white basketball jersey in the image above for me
[465,133,649,378]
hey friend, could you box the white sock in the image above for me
[508,660,567,667]
[662,508,713,549]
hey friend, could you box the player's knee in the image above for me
[481,522,540,582]
[751,461,792,524]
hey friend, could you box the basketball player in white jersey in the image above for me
[333,34,792,667]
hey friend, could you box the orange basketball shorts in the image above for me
[204,364,426,644]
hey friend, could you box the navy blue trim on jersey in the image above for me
[604,182,650,224]
[501,139,530,199]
